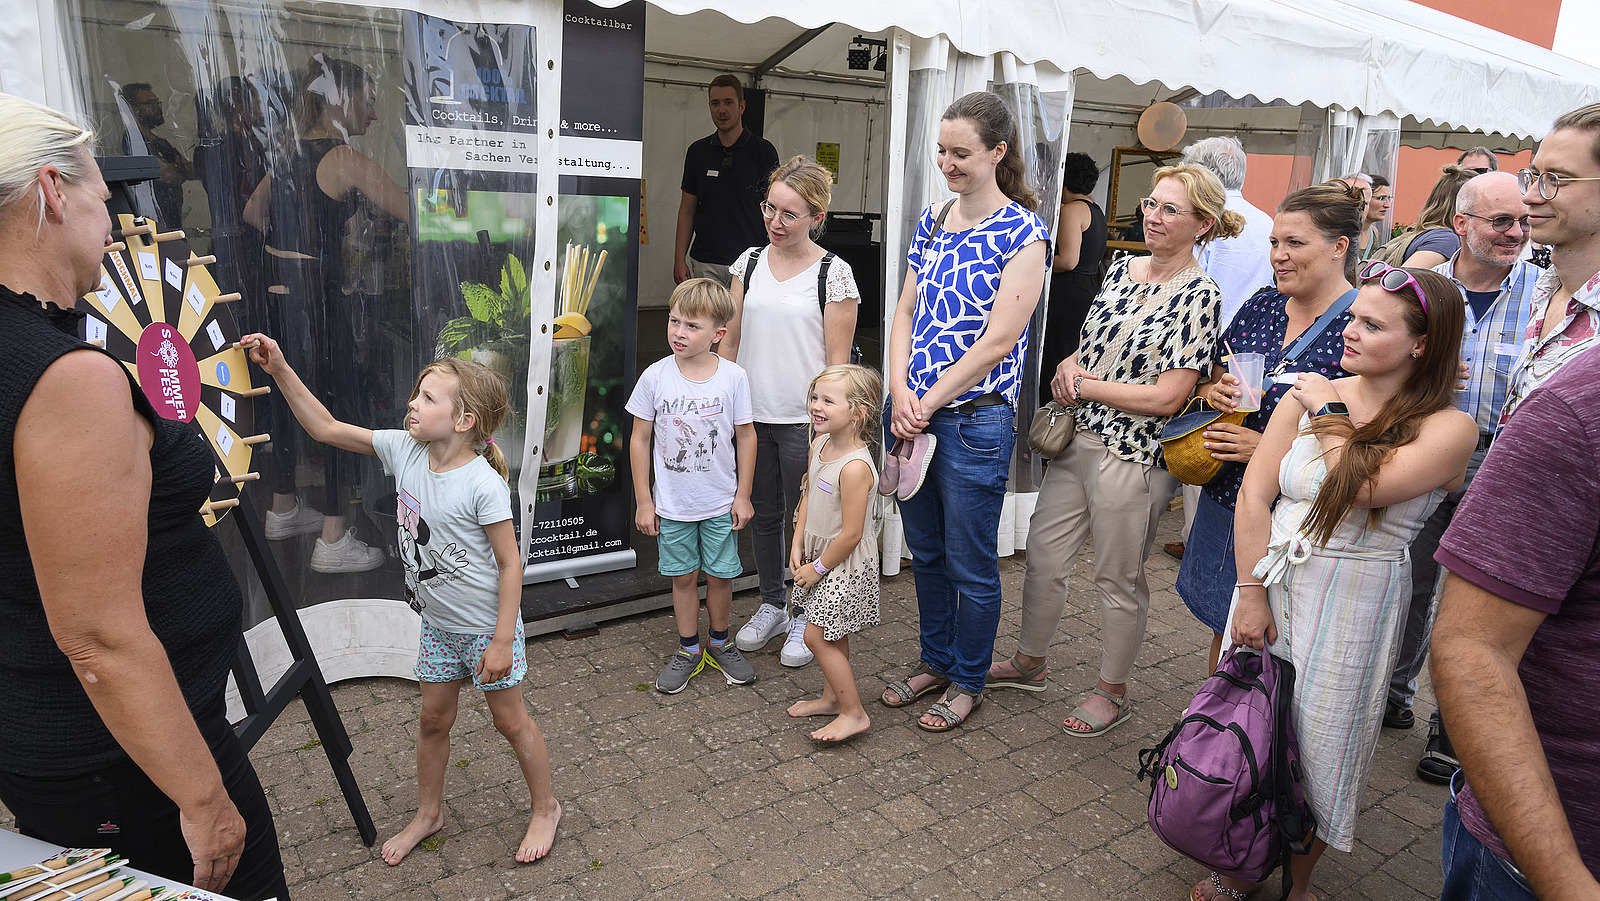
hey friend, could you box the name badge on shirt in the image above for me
[1494,342,1520,357]
[706,169,719,177]
[816,477,835,494]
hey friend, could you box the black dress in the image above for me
[1038,198,1107,406]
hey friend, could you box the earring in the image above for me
[1411,351,1420,358]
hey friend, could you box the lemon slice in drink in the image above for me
[553,313,592,339]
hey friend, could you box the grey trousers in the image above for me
[1388,445,1488,708]
[751,421,811,610]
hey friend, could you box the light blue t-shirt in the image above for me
[905,200,1049,408]
[372,430,513,634]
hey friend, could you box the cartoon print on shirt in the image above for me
[396,488,470,614]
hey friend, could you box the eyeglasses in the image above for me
[1517,167,1600,200]
[1460,212,1531,233]
[1138,197,1193,218]
[1358,261,1429,316]
[1466,167,1492,175]
[759,201,808,226]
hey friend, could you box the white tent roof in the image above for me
[634,0,1600,141]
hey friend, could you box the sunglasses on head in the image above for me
[1358,261,1429,316]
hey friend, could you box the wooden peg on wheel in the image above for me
[217,472,261,485]
[105,241,126,253]
[235,385,273,397]
[112,223,153,239]
[86,339,106,348]
[200,498,241,515]
[241,433,271,446]
[153,229,186,243]
[185,255,217,267]
[212,292,242,303]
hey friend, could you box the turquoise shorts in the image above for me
[657,514,743,579]
[415,617,527,691]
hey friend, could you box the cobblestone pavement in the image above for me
[4,509,1451,900]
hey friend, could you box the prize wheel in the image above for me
[76,213,261,527]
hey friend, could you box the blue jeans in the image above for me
[1441,772,1535,901]
[890,403,1015,694]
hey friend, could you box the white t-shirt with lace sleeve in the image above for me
[729,246,860,423]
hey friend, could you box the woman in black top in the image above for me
[245,55,410,573]
[1038,152,1106,406]
[0,94,286,899]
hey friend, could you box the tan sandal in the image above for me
[881,663,949,708]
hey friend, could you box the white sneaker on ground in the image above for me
[264,504,324,540]
[735,603,791,651]
[310,529,384,573]
[780,614,813,667]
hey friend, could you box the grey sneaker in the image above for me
[735,603,790,651]
[265,503,324,540]
[706,643,756,685]
[780,615,814,667]
[655,648,705,694]
[310,529,384,573]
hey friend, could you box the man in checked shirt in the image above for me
[1381,170,1540,784]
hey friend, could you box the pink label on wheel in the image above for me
[136,322,200,422]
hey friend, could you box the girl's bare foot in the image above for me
[810,711,869,742]
[787,697,839,718]
[515,799,562,863]
[380,811,445,865]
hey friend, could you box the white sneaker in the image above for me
[736,604,791,651]
[780,614,813,667]
[265,504,324,540]
[310,529,384,573]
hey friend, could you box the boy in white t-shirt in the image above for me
[628,279,759,693]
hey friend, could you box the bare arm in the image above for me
[823,290,859,366]
[476,518,523,683]
[242,173,271,233]
[1076,366,1203,417]
[886,268,924,439]
[918,239,1049,411]
[816,459,872,569]
[674,191,697,284]
[320,146,410,223]
[1053,201,1090,272]
[1401,249,1449,270]
[16,351,245,891]
[1432,576,1600,901]
[630,416,658,536]
[241,333,375,454]
[722,275,745,362]
[731,421,756,529]
[1229,397,1303,649]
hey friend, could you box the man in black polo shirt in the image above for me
[674,74,779,287]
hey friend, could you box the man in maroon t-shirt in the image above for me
[1432,340,1600,899]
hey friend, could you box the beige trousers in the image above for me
[1017,430,1178,685]
[687,257,733,289]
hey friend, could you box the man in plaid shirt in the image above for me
[1383,171,1539,784]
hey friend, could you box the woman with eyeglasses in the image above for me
[721,156,860,668]
[1207,265,1476,901]
[879,92,1048,733]
[1176,181,1363,678]
[986,164,1238,737]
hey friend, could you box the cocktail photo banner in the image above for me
[519,0,645,587]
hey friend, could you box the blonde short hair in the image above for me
[669,278,735,327]
[0,93,96,231]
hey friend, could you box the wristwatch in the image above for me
[1313,401,1349,418]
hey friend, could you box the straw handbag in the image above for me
[1160,398,1245,485]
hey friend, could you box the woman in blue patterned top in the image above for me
[1177,182,1363,683]
[880,92,1049,732]
[987,165,1239,737]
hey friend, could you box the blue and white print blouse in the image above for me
[904,200,1050,409]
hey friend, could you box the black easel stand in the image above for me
[96,155,375,846]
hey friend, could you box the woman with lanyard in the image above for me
[1178,181,1364,676]
[986,164,1238,736]
[878,92,1048,732]
[722,155,860,668]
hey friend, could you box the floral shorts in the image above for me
[415,617,527,691]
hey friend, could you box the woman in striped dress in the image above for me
[1207,265,1476,901]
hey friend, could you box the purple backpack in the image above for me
[1137,647,1314,894]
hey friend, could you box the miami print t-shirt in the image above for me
[371,430,514,635]
[626,354,754,522]
[905,200,1050,408]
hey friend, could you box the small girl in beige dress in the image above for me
[786,364,882,742]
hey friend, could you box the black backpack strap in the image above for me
[816,252,836,317]
[1271,653,1311,901]
[742,246,763,288]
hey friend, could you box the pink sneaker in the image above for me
[878,439,906,496]
[897,433,937,501]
